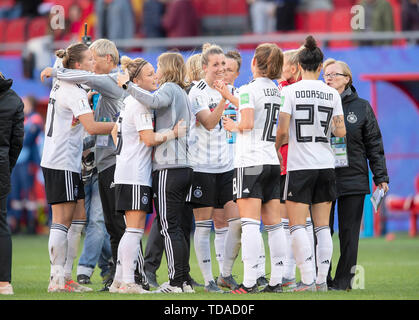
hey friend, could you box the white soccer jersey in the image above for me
[280,79,344,171]
[114,95,153,187]
[234,77,281,168]
[41,80,92,173]
[188,79,234,173]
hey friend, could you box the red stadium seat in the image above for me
[226,0,248,15]
[2,18,28,55]
[200,0,225,15]
[27,16,49,39]
[332,0,356,8]
[328,8,354,48]
[388,0,406,45]
[306,10,330,33]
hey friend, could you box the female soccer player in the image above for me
[110,56,185,294]
[276,48,315,290]
[187,44,241,293]
[40,43,115,292]
[117,52,193,293]
[276,36,346,292]
[223,43,286,294]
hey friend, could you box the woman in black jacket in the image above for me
[323,59,389,291]
[0,72,24,295]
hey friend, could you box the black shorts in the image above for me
[186,170,234,209]
[279,174,287,204]
[115,184,153,214]
[42,167,85,205]
[233,165,282,203]
[284,168,337,205]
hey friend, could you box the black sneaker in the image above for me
[231,283,259,294]
[257,276,269,288]
[261,283,283,293]
[77,274,91,285]
[99,276,113,292]
[134,272,150,291]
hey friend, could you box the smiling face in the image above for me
[323,62,350,94]
[134,63,158,92]
[203,53,226,85]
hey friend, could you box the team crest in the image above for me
[142,196,149,205]
[347,112,357,124]
[193,188,203,198]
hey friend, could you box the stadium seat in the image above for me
[388,0,406,45]
[27,16,49,39]
[1,17,28,55]
[306,10,330,33]
[225,0,248,15]
[328,8,354,48]
[200,0,225,15]
[332,0,356,8]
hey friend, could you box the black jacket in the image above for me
[0,75,24,197]
[335,85,389,197]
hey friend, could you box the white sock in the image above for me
[265,223,286,286]
[257,230,266,279]
[64,220,86,280]
[49,223,68,279]
[290,224,314,285]
[194,219,214,285]
[222,218,241,277]
[315,226,333,285]
[241,218,261,288]
[120,228,143,284]
[214,227,228,275]
[306,217,316,282]
[282,218,296,280]
[114,232,126,284]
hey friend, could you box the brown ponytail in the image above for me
[254,43,283,80]
[55,43,89,69]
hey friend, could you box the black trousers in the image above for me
[144,203,194,277]
[152,168,193,287]
[0,195,12,282]
[328,194,365,290]
[98,165,126,266]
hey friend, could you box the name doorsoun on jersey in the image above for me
[295,90,334,101]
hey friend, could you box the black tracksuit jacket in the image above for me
[334,85,389,197]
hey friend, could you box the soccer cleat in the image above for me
[145,271,159,288]
[108,280,122,293]
[135,273,150,291]
[100,276,114,292]
[231,283,259,294]
[0,284,14,295]
[77,274,91,285]
[256,276,269,289]
[217,274,239,290]
[282,277,297,291]
[65,279,93,292]
[47,275,66,293]
[204,280,224,293]
[316,282,328,292]
[190,277,204,287]
[154,281,183,293]
[261,283,283,293]
[118,282,148,294]
[293,281,316,292]
[182,281,195,293]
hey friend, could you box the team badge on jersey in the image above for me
[347,112,357,124]
[142,195,149,205]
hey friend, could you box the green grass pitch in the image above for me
[2,232,419,300]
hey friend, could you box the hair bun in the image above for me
[55,49,67,59]
[304,35,317,51]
